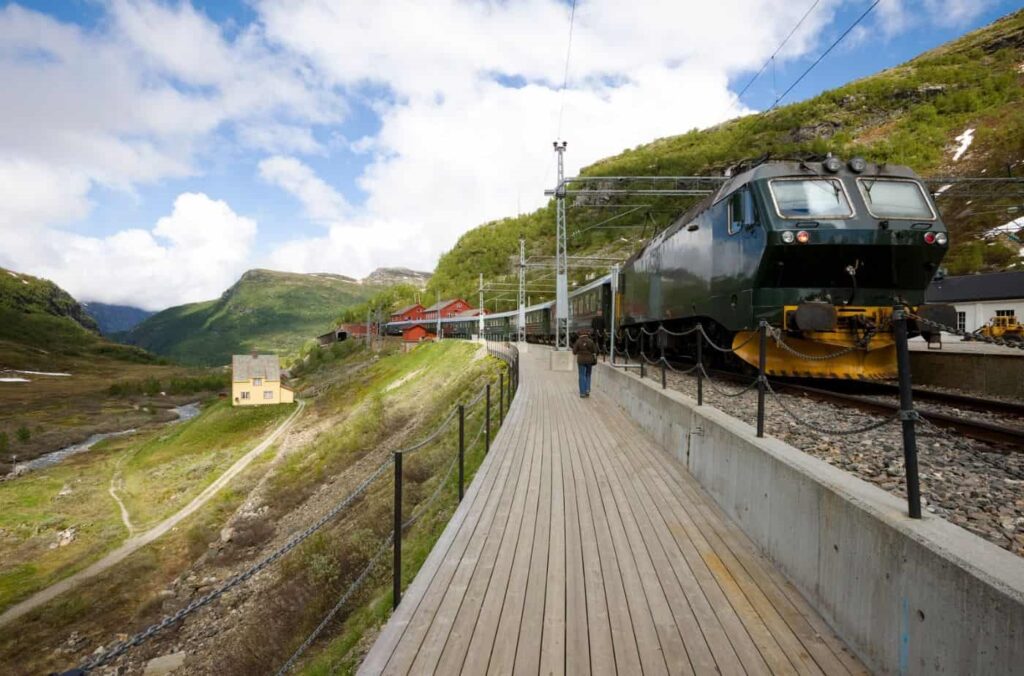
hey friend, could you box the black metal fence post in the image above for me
[893,305,922,519]
[640,358,645,380]
[499,372,505,424]
[757,321,767,438]
[393,452,402,609]
[661,349,666,389]
[696,326,704,406]
[458,404,465,502]
[485,384,491,453]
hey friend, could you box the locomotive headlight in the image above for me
[781,230,795,244]
[935,232,948,245]
[924,232,937,244]
[848,157,867,173]
[796,230,811,244]
[823,157,843,173]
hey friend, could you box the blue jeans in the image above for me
[578,363,593,395]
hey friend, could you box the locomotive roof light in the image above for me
[848,157,867,173]
[823,156,843,173]
[781,230,796,243]
[935,232,948,245]
[796,230,811,243]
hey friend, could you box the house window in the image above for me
[253,378,263,386]
[996,309,1015,317]
[241,391,250,400]
[264,391,274,400]
[956,312,966,332]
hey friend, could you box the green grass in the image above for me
[0,397,293,613]
[119,399,293,528]
[426,9,1024,302]
[123,269,378,366]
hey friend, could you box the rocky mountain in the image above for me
[122,269,375,365]
[362,267,432,288]
[427,9,1024,304]
[83,302,155,335]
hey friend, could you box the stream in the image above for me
[15,402,201,474]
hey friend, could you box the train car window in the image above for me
[769,178,854,219]
[727,191,744,235]
[857,179,935,220]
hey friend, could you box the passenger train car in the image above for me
[385,158,954,379]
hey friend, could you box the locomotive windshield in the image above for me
[769,178,853,219]
[857,178,935,220]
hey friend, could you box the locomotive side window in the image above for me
[769,178,853,219]
[857,179,935,220]
[727,189,757,235]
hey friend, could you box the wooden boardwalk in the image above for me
[360,347,865,675]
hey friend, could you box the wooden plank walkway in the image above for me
[360,347,866,675]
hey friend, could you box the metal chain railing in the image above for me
[697,364,761,398]
[275,534,394,675]
[764,380,899,435]
[766,326,862,361]
[909,312,1024,351]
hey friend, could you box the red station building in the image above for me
[390,303,425,322]
[422,298,473,321]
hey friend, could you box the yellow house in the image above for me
[231,353,295,406]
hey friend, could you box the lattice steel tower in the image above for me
[553,140,569,350]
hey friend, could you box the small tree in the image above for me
[15,426,31,443]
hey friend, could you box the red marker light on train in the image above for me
[796,230,810,244]
[924,232,937,244]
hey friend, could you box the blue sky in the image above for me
[1,0,1019,310]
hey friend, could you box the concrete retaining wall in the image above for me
[595,364,1024,675]
[910,351,1024,399]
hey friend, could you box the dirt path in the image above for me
[0,399,305,628]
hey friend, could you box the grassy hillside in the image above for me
[0,267,157,369]
[428,9,1024,306]
[124,269,376,366]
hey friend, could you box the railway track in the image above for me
[638,355,1024,451]
[771,381,1024,450]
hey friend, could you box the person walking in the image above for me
[572,329,597,398]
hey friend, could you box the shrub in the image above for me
[15,426,31,443]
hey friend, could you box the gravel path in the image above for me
[626,360,1024,558]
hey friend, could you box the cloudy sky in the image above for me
[0,0,1015,310]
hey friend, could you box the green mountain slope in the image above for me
[124,269,375,365]
[0,267,156,368]
[428,9,1024,306]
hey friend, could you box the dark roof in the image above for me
[423,298,467,312]
[925,271,1024,303]
[391,303,423,316]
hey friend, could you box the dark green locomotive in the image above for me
[620,158,954,378]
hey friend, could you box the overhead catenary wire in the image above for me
[766,0,881,112]
[555,0,578,140]
[736,0,821,99]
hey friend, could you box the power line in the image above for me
[555,0,578,139]
[737,0,820,99]
[766,0,881,112]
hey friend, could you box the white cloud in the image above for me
[0,0,1001,307]
[258,156,350,223]
[0,193,257,311]
[0,1,338,228]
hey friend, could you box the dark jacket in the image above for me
[572,334,597,365]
